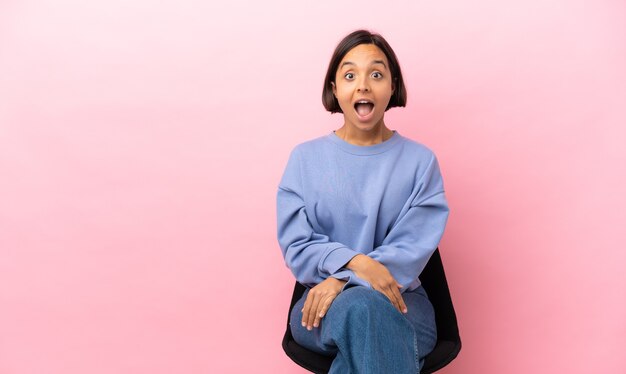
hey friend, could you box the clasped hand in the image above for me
[347,254,407,315]
[301,277,346,331]
[301,255,407,330]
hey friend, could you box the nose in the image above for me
[357,77,370,92]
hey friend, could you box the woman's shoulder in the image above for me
[290,133,333,155]
[397,134,437,160]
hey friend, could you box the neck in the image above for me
[335,121,393,146]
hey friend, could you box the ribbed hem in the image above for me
[321,246,361,275]
[330,270,371,292]
[326,130,403,155]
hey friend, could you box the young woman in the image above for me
[277,29,450,373]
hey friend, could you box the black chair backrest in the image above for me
[419,248,460,342]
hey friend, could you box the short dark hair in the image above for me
[322,29,407,113]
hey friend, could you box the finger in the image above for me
[306,291,322,330]
[376,285,400,312]
[312,297,326,328]
[386,286,403,313]
[301,291,313,328]
[392,285,408,314]
[381,284,402,313]
[316,294,337,326]
[393,282,409,313]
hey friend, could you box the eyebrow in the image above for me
[340,60,387,70]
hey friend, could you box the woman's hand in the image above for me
[346,254,407,314]
[301,277,347,331]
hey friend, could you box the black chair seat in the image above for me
[281,248,461,374]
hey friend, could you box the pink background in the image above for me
[1,1,625,373]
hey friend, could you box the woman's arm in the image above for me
[277,147,368,288]
[366,153,450,293]
[345,254,407,314]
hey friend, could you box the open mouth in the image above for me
[354,100,375,119]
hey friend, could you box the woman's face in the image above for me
[332,43,395,130]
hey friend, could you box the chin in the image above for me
[354,116,383,128]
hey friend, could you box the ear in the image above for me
[391,78,396,94]
[331,81,336,96]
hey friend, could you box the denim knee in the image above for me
[329,286,393,316]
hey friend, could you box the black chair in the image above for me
[281,248,461,373]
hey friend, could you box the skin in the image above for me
[332,43,396,146]
[301,43,407,331]
[300,277,347,331]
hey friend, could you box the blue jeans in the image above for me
[290,285,437,373]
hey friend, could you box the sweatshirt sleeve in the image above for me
[277,146,366,288]
[367,152,450,293]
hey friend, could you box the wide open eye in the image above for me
[372,72,383,79]
[344,73,354,80]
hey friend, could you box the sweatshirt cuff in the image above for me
[320,245,361,275]
[330,270,371,292]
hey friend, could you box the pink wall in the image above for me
[1,1,625,373]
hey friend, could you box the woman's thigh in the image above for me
[403,286,438,360]
[289,287,338,356]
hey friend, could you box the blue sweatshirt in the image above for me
[276,130,449,293]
